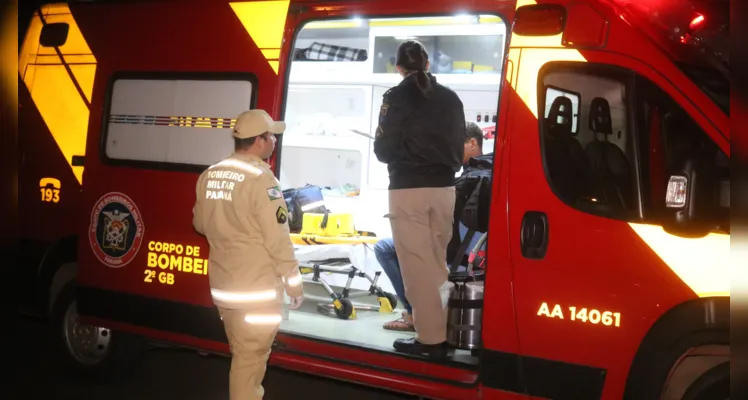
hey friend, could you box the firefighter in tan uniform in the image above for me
[192,109,304,400]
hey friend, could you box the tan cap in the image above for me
[233,109,286,139]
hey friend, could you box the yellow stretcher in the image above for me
[290,233,380,246]
[292,234,396,320]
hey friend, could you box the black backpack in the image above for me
[455,154,494,233]
[282,185,328,232]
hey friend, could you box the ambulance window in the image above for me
[538,64,638,220]
[102,75,255,169]
[635,77,730,232]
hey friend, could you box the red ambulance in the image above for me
[13,0,730,399]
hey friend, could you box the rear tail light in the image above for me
[665,175,688,208]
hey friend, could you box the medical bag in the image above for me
[283,184,328,232]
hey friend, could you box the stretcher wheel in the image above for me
[334,298,354,320]
[384,292,398,310]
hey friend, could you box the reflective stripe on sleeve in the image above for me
[285,273,303,287]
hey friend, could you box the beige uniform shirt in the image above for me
[193,153,302,309]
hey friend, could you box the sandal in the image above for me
[383,312,415,332]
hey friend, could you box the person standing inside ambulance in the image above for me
[192,109,304,400]
[373,40,466,357]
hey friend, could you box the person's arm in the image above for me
[250,173,303,298]
[373,89,407,164]
[453,96,467,172]
[192,173,205,235]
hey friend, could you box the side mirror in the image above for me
[662,156,717,237]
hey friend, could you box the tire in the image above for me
[681,362,730,400]
[384,292,398,310]
[624,330,729,400]
[49,282,146,382]
[334,298,354,320]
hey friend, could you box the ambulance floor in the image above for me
[279,294,478,366]
[281,306,413,349]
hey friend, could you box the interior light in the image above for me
[665,175,688,208]
[689,14,705,30]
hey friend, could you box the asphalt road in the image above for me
[5,311,414,400]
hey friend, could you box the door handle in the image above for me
[520,211,548,259]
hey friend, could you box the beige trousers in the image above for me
[388,187,455,345]
[218,306,281,400]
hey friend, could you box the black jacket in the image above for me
[446,153,494,265]
[373,73,466,190]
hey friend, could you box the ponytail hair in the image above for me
[396,40,432,98]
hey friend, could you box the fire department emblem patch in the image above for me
[89,192,145,268]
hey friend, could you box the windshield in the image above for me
[677,63,730,116]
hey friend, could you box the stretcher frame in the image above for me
[298,258,398,320]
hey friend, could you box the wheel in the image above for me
[49,282,146,382]
[681,362,730,400]
[624,335,729,400]
[333,298,354,320]
[383,292,398,310]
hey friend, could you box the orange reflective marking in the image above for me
[18,3,97,185]
[229,1,290,75]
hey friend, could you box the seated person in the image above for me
[460,121,485,172]
[373,238,413,331]
[447,122,493,266]
[374,122,486,332]
[374,222,486,331]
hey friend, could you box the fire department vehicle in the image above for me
[12,0,730,399]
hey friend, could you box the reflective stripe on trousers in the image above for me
[218,305,281,400]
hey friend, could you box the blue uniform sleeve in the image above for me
[373,89,407,164]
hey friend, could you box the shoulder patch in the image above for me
[275,206,288,224]
[266,186,282,201]
[379,102,389,116]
